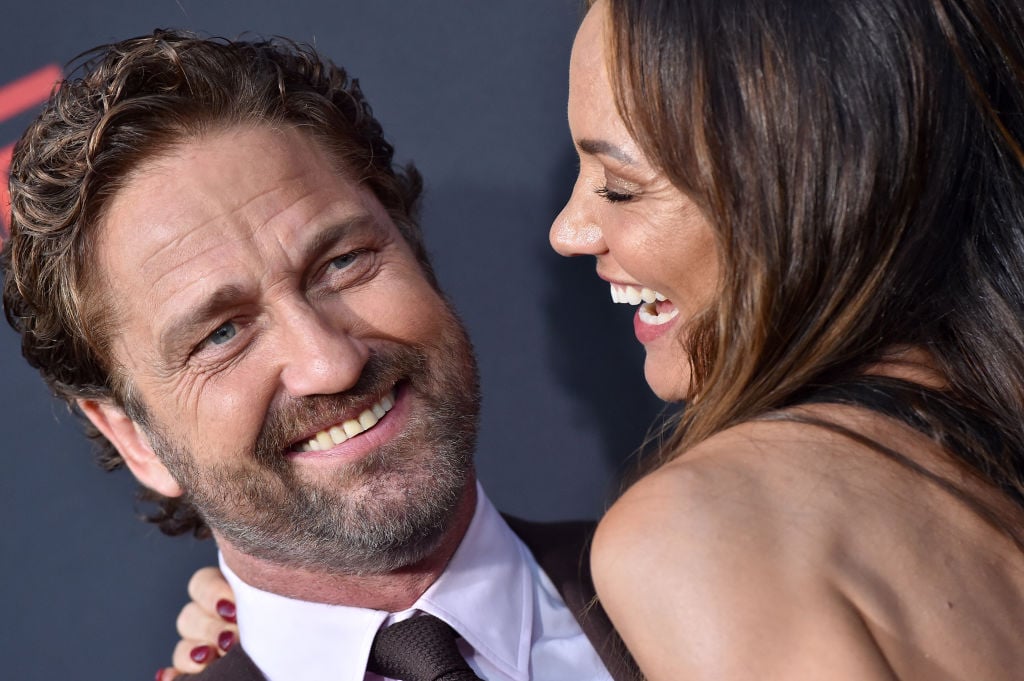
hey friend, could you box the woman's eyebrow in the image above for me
[577,138,636,165]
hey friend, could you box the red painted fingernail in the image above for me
[155,670,165,681]
[190,645,213,664]
[216,598,237,622]
[218,630,235,651]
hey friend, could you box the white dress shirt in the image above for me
[221,483,613,681]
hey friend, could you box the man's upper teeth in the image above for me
[297,391,395,453]
[610,283,667,305]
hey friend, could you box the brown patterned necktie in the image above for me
[366,613,485,681]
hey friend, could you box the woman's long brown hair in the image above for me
[595,0,1024,547]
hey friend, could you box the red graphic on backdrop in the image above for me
[1,64,62,241]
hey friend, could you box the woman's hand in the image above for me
[156,566,239,681]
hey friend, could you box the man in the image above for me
[2,31,634,681]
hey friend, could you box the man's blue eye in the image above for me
[329,252,358,270]
[207,322,237,346]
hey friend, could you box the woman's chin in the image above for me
[643,357,690,403]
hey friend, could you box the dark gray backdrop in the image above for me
[1,2,664,678]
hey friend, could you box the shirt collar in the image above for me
[415,483,533,679]
[221,482,535,681]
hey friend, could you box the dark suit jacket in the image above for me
[186,517,638,681]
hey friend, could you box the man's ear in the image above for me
[78,399,184,498]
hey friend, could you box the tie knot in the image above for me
[367,614,483,681]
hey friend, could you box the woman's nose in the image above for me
[550,181,607,257]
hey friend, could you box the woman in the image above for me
[168,0,1024,678]
[551,1,1024,679]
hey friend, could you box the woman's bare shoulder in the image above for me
[598,407,995,550]
[597,416,879,556]
[592,418,895,680]
[591,413,1024,681]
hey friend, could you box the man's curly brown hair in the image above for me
[1,29,429,538]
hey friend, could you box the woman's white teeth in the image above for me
[297,391,396,452]
[638,303,680,326]
[609,283,667,305]
[609,283,677,325]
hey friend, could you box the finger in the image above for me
[172,638,221,675]
[187,566,237,622]
[216,628,238,653]
[176,601,238,644]
[156,667,180,681]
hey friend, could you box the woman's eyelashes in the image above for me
[595,185,636,203]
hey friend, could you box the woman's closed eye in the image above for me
[595,185,636,203]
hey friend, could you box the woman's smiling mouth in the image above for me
[608,282,680,337]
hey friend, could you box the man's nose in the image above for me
[549,181,607,257]
[277,303,369,398]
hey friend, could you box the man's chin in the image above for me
[209,496,461,575]
[196,459,474,575]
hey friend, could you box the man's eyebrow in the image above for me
[157,214,378,358]
[577,138,636,165]
[159,284,249,358]
[295,214,375,266]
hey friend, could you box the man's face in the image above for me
[94,124,480,574]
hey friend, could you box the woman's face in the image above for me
[550,1,719,402]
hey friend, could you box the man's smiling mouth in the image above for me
[292,389,396,452]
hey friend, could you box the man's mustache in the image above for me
[251,347,427,467]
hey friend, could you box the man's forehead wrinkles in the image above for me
[233,173,312,226]
[136,158,315,257]
[249,184,322,251]
[135,187,318,295]
[135,212,230,269]
[139,225,249,303]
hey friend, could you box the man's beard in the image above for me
[144,317,480,576]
